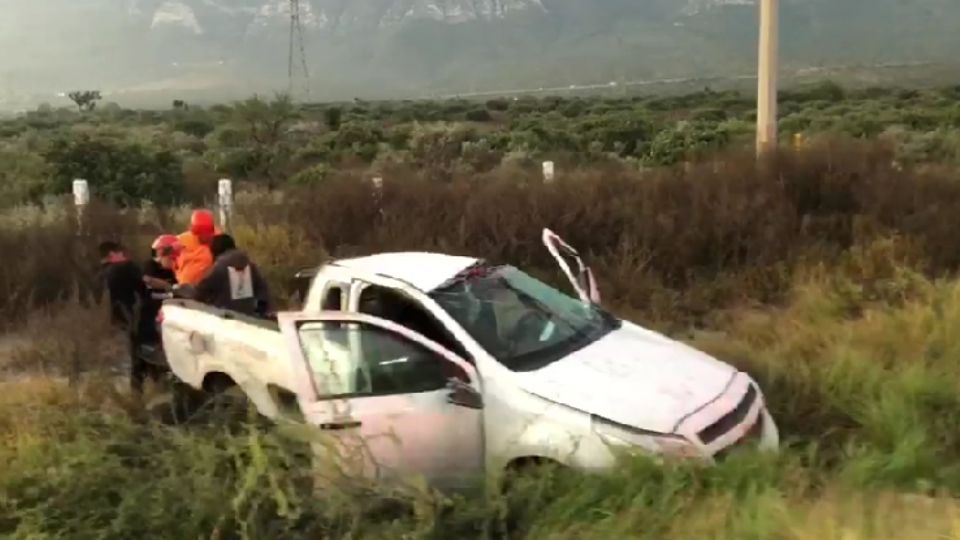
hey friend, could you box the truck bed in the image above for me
[160,299,295,414]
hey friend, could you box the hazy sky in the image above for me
[2,0,958,110]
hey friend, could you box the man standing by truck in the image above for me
[98,240,153,394]
[175,209,219,286]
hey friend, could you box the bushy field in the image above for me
[3,135,960,537]
[3,138,960,328]
[3,82,960,209]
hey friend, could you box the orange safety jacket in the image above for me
[174,228,220,286]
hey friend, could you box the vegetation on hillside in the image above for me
[3,82,960,208]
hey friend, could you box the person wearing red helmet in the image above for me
[143,234,180,300]
[174,209,220,286]
[149,235,181,272]
[133,235,181,387]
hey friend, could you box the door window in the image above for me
[356,285,471,361]
[297,321,468,399]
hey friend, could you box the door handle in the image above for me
[319,420,362,431]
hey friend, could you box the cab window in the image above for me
[356,284,471,362]
[322,285,344,310]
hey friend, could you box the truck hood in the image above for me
[513,321,737,434]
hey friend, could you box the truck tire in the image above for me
[497,458,567,538]
[168,380,209,425]
[191,375,258,431]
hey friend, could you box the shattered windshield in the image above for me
[429,264,620,372]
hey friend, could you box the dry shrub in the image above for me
[232,221,327,306]
[3,139,960,328]
[0,201,146,328]
[259,140,960,325]
[0,200,186,330]
[4,298,124,381]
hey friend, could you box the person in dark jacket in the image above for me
[132,235,181,386]
[141,235,180,345]
[99,241,153,394]
[175,234,272,318]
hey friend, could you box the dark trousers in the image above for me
[130,334,165,394]
[129,334,146,394]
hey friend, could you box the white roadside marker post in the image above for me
[542,161,556,183]
[372,176,384,219]
[72,179,89,236]
[218,179,233,233]
[72,179,90,358]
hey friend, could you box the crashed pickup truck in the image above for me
[159,229,779,490]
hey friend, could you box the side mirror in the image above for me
[446,378,483,410]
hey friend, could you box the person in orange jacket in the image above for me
[174,209,221,286]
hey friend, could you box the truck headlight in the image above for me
[591,415,704,461]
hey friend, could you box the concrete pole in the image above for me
[542,161,555,183]
[72,179,89,236]
[756,0,780,156]
[218,179,233,233]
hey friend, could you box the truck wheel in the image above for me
[498,458,566,536]
[206,386,255,428]
[168,381,208,425]
[192,375,255,430]
[500,457,564,494]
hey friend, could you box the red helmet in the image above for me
[151,234,181,257]
[190,209,216,237]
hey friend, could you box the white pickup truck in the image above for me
[159,229,779,490]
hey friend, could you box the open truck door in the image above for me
[542,228,601,304]
[276,311,485,491]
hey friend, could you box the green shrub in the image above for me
[465,108,493,122]
[0,147,51,207]
[43,135,185,206]
[324,107,343,131]
[485,98,510,112]
[287,164,331,188]
[174,117,215,138]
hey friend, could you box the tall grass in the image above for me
[3,374,960,539]
[698,272,960,491]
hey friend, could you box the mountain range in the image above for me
[0,0,958,107]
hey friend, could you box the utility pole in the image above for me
[756,0,779,156]
[288,0,310,101]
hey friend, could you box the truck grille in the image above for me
[713,415,764,462]
[698,384,757,445]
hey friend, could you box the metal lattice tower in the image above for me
[288,0,311,101]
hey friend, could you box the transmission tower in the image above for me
[288,0,311,101]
